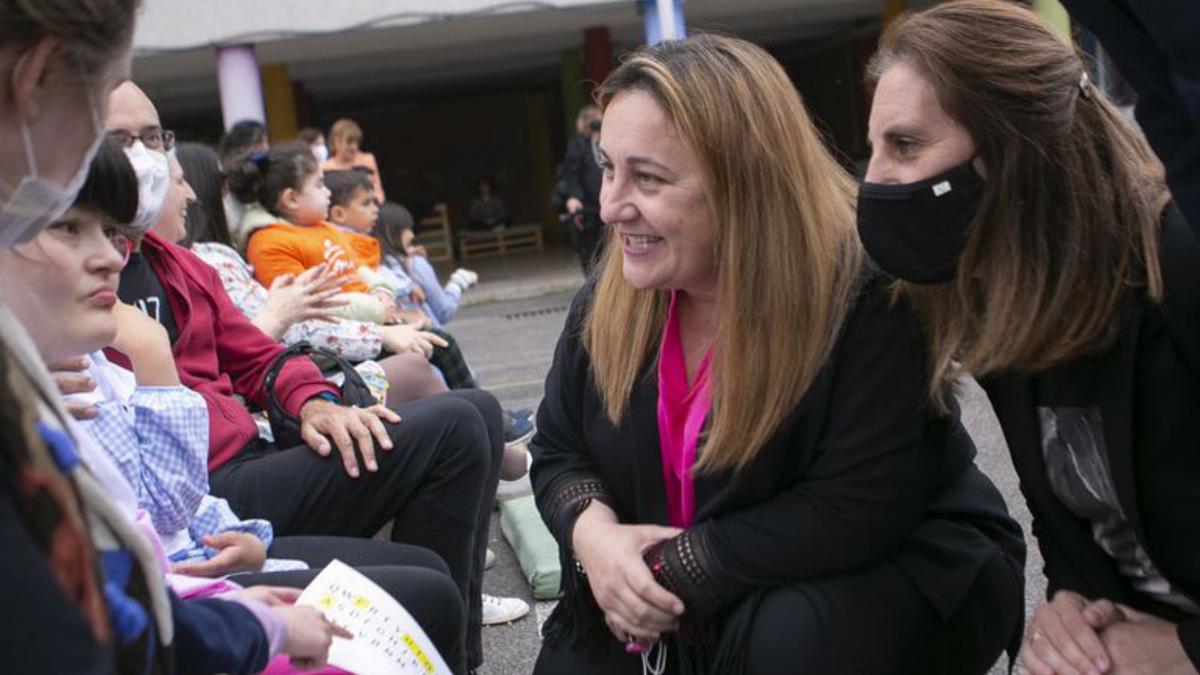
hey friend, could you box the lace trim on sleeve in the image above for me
[540,472,615,547]
[643,527,737,621]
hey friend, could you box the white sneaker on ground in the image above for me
[485,548,496,570]
[450,268,479,289]
[482,594,530,625]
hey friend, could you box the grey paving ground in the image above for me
[451,288,1044,675]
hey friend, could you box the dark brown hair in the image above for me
[0,0,140,77]
[374,201,414,262]
[175,142,232,248]
[868,0,1169,409]
[74,135,138,227]
[225,141,318,217]
[324,168,372,209]
[297,127,323,145]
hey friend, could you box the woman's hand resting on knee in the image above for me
[1020,590,1115,675]
[1019,589,1196,675]
[571,501,685,644]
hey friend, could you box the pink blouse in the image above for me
[656,291,714,529]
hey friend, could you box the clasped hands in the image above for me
[1019,590,1197,675]
[571,501,686,645]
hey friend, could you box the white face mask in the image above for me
[123,140,171,233]
[0,79,105,249]
[312,144,329,164]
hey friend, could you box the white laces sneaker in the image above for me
[451,268,479,288]
[482,594,530,625]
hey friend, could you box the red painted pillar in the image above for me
[583,26,613,95]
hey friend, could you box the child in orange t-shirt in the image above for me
[233,143,396,324]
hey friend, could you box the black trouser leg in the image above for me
[427,329,477,389]
[210,391,499,670]
[388,389,503,670]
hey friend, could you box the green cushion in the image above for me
[499,495,562,600]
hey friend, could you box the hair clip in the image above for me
[248,149,270,169]
[1078,71,1092,99]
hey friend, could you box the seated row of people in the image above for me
[170,132,532,479]
[0,137,468,668]
[96,80,520,672]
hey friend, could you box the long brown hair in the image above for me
[868,0,1169,409]
[585,35,863,474]
[0,0,140,77]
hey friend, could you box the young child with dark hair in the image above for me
[376,201,478,327]
[234,142,401,326]
[325,169,433,326]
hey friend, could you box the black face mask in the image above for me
[856,160,984,284]
[588,119,602,133]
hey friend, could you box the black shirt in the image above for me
[118,251,180,344]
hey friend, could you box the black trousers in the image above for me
[534,553,1021,675]
[210,390,503,671]
[427,328,477,390]
[569,220,607,276]
[236,536,466,673]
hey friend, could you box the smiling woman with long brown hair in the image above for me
[857,2,1200,674]
[530,33,1024,675]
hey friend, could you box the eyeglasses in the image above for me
[108,127,176,152]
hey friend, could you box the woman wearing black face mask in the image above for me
[859,2,1200,674]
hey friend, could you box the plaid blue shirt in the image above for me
[77,353,303,572]
[85,384,210,535]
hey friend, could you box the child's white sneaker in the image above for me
[482,594,529,625]
[450,268,479,289]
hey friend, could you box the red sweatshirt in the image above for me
[106,231,338,470]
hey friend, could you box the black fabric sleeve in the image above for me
[0,478,114,675]
[170,593,271,675]
[652,286,944,620]
[560,136,588,203]
[1034,516,1097,602]
[1179,617,1200,669]
[530,285,615,550]
[529,285,619,646]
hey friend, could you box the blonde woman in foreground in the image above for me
[530,34,1024,675]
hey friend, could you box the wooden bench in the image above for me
[413,203,453,262]
[458,224,545,260]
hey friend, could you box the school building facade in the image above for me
[130,0,1075,236]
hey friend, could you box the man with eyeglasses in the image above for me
[108,125,175,153]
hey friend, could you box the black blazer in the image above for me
[981,207,1200,665]
[1060,0,1200,232]
[531,273,1024,667]
[558,133,603,222]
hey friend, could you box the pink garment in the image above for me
[259,657,349,675]
[132,509,171,573]
[656,291,714,529]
